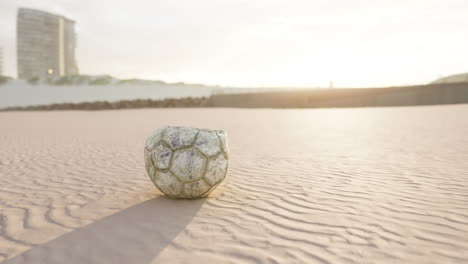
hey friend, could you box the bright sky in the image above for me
[1,0,467,87]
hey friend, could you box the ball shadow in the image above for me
[5,196,206,264]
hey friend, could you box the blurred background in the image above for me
[0,0,467,109]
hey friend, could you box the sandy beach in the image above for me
[1,105,468,263]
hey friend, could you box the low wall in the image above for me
[209,82,468,108]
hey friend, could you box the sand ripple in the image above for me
[1,106,468,263]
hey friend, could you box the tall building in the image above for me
[0,46,3,75]
[17,8,78,79]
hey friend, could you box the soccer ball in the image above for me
[144,126,229,199]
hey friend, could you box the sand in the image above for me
[0,106,468,263]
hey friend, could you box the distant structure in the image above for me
[0,46,3,75]
[432,72,468,84]
[17,8,78,79]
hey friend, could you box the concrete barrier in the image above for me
[209,82,468,108]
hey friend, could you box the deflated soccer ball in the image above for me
[144,126,229,199]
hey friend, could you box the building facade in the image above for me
[17,8,78,79]
[0,47,3,75]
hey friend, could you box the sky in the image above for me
[0,0,467,88]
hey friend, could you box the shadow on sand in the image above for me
[5,196,205,264]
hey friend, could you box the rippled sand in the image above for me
[1,106,468,263]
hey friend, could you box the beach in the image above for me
[1,105,468,263]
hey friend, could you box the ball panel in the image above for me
[202,181,222,197]
[216,131,229,156]
[171,148,206,182]
[184,179,211,197]
[144,149,156,182]
[145,126,167,150]
[163,127,198,150]
[194,130,221,157]
[204,154,228,185]
[151,142,172,169]
[155,171,183,196]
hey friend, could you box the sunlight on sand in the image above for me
[1,106,468,263]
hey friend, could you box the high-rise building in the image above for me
[17,8,78,79]
[0,46,3,75]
